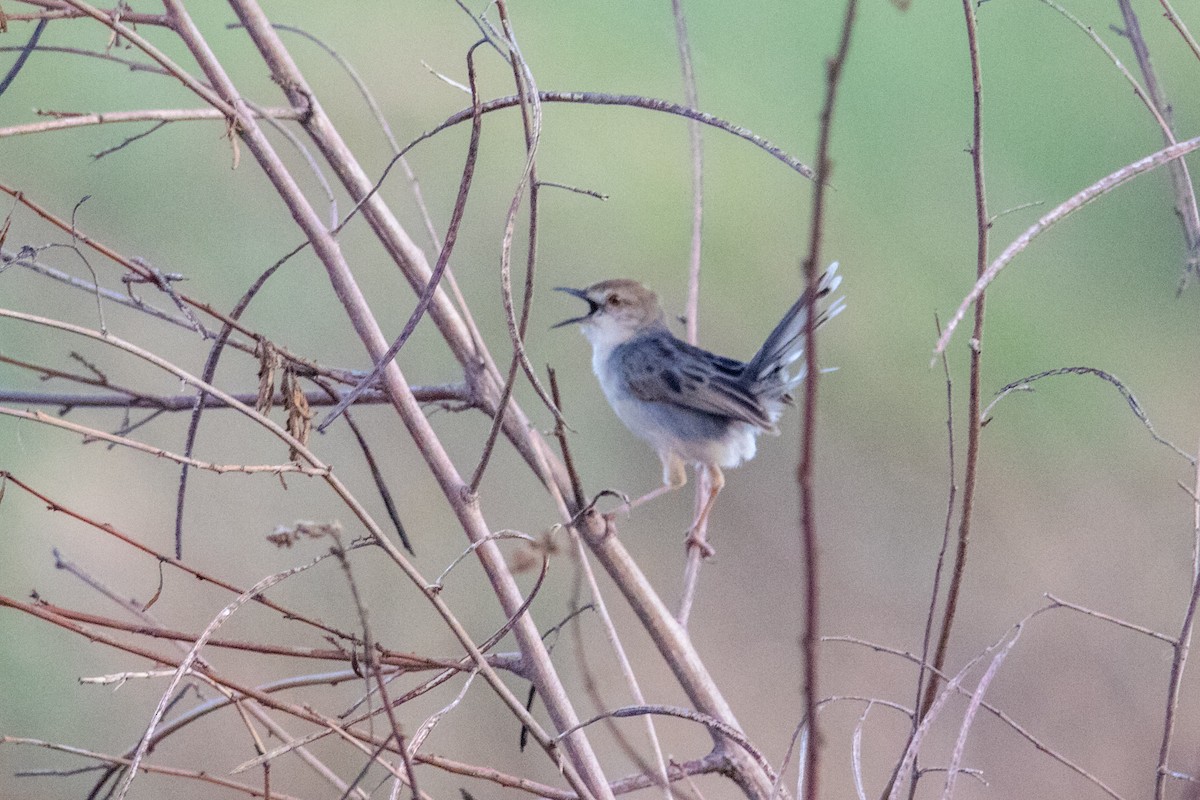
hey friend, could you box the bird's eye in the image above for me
[607,295,622,307]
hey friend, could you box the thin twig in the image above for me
[796,3,857,797]
[1045,593,1176,644]
[470,13,562,490]
[1155,431,1200,799]
[0,736,307,800]
[315,39,485,433]
[983,366,1195,464]
[1155,0,1200,78]
[934,133,1200,355]
[889,317,957,798]
[1036,0,1200,283]
[671,0,704,346]
[116,558,326,799]
[0,406,328,476]
[0,17,47,94]
[670,0,710,630]
[0,106,299,139]
[0,385,471,410]
[920,0,990,733]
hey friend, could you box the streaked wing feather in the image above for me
[615,334,771,428]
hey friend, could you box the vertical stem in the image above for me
[798,2,857,796]
[1154,433,1200,799]
[670,0,704,346]
[671,0,710,629]
[919,0,989,722]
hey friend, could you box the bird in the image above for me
[554,264,845,551]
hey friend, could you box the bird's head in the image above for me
[553,279,666,350]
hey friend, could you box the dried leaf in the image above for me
[255,340,277,415]
[282,367,312,460]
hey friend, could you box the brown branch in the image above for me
[154,9,607,793]
[1,736,306,800]
[413,91,814,181]
[670,0,710,634]
[796,2,857,797]
[1111,0,1200,281]
[1155,0,1200,65]
[0,107,299,138]
[315,39,485,433]
[0,385,472,410]
[470,6,565,491]
[0,406,329,476]
[934,133,1200,355]
[5,1,168,25]
[1155,431,1200,799]
[919,0,990,733]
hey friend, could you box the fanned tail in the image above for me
[746,262,846,393]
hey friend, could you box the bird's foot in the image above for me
[684,527,716,559]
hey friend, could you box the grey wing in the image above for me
[614,334,773,429]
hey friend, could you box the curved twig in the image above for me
[934,133,1200,355]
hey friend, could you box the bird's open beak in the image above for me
[551,287,598,328]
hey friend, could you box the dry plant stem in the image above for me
[469,8,558,491]
[934,132,1200,354]
[318,38,485,431]
[0,311,593,800]
[0,43,168,74]
[1155,433,1200,799]
[1111,0,1200,276]
[0,406,325,476]
[1156,0,1200,69]
[155,5,609,794]
[920,0,989,727]
[430,92,815,180]
[885,319,957,800]
[0,183,330,376]
[0,595,388,792]
[8,1,167,25]
[796,3,857,796]
[942,628,1021,799]
[0,107,299,138]
[829,632,1127,800]
[1,737,307,800]
[6,252,191,329]
[23,601,454,668]
[577,510,777,800]
[0,472,364,644]
[567,531,675,800]
[677,468,710,627]
[671,0,704,347]
[1045,594,1176,643]
[0,386,470,410]
[222,4,561,496]
[116,560,323,799]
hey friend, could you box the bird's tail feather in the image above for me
[747,262,845,390]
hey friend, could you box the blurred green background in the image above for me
[2,1,1199,798]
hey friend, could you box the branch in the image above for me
[0,107,300,138]
[796,2,858,796]
[0,385,473,410]
[934,133,1200,355]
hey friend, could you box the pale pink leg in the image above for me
[684,464,723,558]
[623,452,687,512]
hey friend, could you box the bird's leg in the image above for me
[624,453,687,512]
[684,464,723,558]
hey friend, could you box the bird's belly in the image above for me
[606,390,760,469]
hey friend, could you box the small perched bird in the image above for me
[554,264,845,549]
